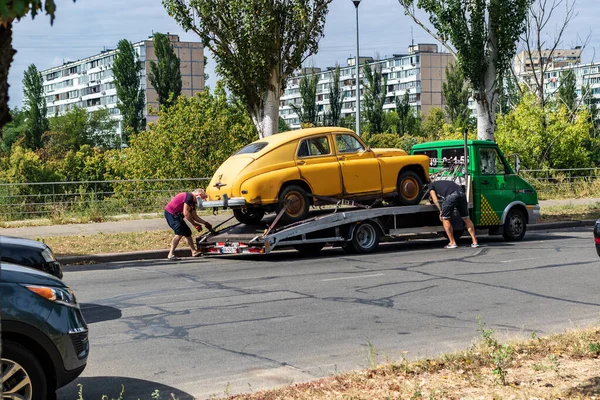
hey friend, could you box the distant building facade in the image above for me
[40,34,204,136]
[513,47,582,75]
[280,44,453,130]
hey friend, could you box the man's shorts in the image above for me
[164,210,192,237]
[441,191,469,220]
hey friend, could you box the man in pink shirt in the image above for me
[164,189,213,260]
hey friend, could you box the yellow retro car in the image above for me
[202,127,430,225]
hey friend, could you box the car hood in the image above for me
[0,262,66,287]
[371,148,408,157]
[206,155,255,200]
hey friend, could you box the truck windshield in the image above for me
[236,142,268,155]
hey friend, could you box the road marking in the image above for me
[321,273,384,282]
[500,257,538,263]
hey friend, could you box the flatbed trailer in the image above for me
[196,203,461,255]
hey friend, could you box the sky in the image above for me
[8,0,600,108]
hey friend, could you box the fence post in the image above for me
[7,185,11,221]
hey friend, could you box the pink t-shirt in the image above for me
[165,192,195,215]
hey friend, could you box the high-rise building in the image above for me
[40,34,204,136]
[513,47,582,75]
[280,44,453,130]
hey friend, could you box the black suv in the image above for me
[0,236,63,279]
[1,262,89,400]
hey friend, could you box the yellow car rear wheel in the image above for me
[277,185,310,224]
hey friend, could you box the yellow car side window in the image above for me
[298,136,331,158]
[336,134,364,153]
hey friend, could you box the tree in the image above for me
[556,69,576,115]
[421,107,446,141]
[0,1,75,131]
[325,65,345,127]
[112,39,145,142]
[163,0,333,138]
[148,32,182,109]
[363,62,388,135]
[517,0,579,107]
[442,61,470,129]
[290,73,318,126]
[22,64,48,150]
[398,0,531,141]
[394,91,420,136]
[0,107,26,153]
[278,116,291,133]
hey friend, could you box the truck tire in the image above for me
[277,185,310,224]
[233,208,265,225]
[294,243,325,255]
[347,220,381,254]
[1,340,49,400]
[396,170,424,206]
[503,208,526,241]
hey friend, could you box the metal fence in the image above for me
[1,169,599,222]
[0,178,209,222]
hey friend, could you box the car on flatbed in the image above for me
[202,127,430,224]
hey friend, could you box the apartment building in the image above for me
[513,47,582,75]
[280,44,453,130]
[40,34,204,135]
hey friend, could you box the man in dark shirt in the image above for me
[428,180,479,249]
[165,189,213,260]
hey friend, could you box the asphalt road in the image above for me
[58,227,600,400]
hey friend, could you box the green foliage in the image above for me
[363,62,388,135]
[148,32,182,109]
[290,73,318,126]
[278,116,291,133]
[497,73,521,115]
[557,69,577,116]
[476,315,513,385]
[421,107,446,141]
[495,91,595,170]
[113,39,145,142]
[442,61,470,129]
[117,84,257,182]
[395,91,420,136]
[22,63,48,149]
[0,0,72,22]
[163,0,333,137]
[325,64,345,127]
[364,133,420,152]
[1,107,26,153]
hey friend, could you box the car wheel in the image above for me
[277,185,310,224]
[348,220,381,254]
[503,208,526,241]
[293,243,325,255]
[396,170,424,206]
[1,341,48,400]
[233,208,266,225]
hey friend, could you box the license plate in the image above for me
[221,246,238,254]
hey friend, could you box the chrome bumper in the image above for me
[198,196,246,209]
[528,204,540,224]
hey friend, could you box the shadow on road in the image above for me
[80,303,122,324]
[58,376,195,400]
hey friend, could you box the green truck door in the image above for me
[474,147,516,226]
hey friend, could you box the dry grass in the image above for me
[539,203,600,222]
[222,326,600,400]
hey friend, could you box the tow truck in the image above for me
[196,139,540,255]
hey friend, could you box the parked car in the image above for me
[0,235,63,279]
[202,127,430,224]
[594,219,600,256]
[1,262,89,400]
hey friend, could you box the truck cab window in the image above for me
[479,148,506,175]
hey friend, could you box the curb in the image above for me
[57,220,597,266]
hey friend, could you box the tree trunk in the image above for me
[0,21,16,131]
[475,10,499,142]
[251,68,281,138]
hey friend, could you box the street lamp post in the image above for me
[352,0,361,136]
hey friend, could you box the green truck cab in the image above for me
[411,140,540,241]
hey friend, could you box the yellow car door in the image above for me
[295,135,343,197]
[334,133,382,195]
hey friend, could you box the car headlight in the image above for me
[41,247,57,262]
[24,285,78,308]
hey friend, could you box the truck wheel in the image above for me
[348,221,381,254]
[396,170,423,206]
[503,209,526,241]
[277,185,310,224]
[1,341,49,400]
[233,208,265,225]
[294,243,325,255]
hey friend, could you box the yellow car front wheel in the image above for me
[396,170,423,206]
[277,185,310,224]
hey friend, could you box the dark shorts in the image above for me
[441,191,469,220]
[165,210,192,237]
